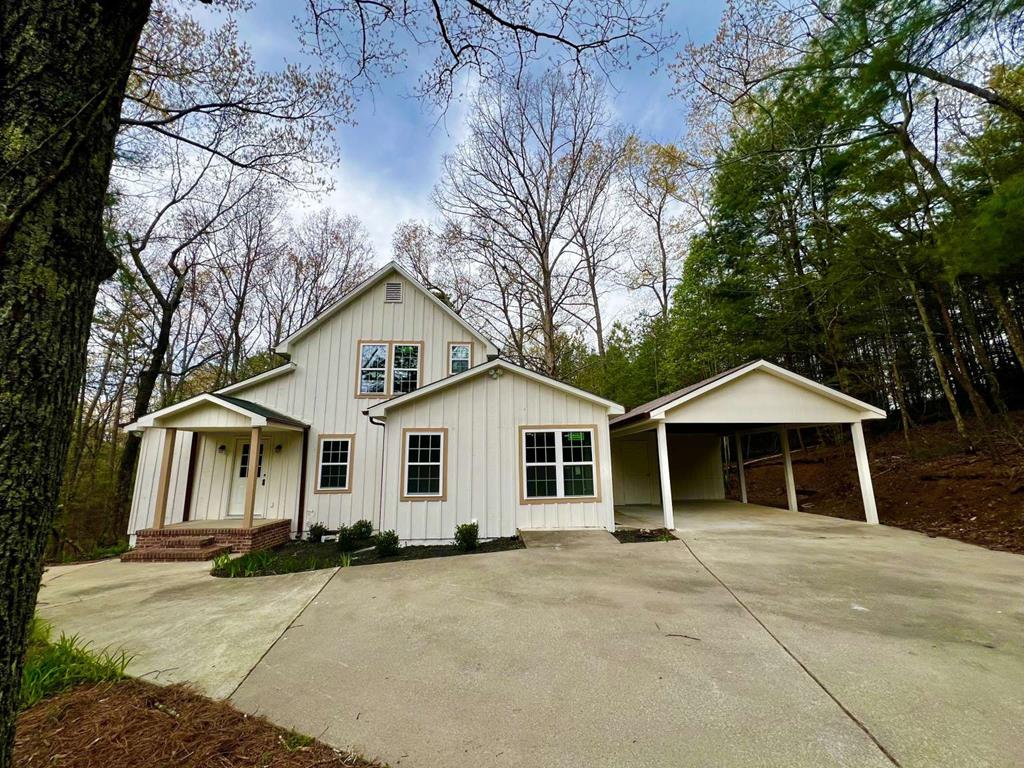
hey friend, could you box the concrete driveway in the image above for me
[39,504,1024,767]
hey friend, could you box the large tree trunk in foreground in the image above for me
[0,2,152,764]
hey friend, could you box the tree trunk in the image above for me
[985,281,1024,371]
[954,280,1008,415]
[0,2,153,763]
[933,284,990,420]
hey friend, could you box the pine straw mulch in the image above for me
[15,679,387,768]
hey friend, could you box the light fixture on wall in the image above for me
[217,444,227,454]
[275,444,283,453]
[488,367,504,380]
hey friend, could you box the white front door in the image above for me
[228,438,271,518]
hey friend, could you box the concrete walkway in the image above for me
[37,558,335,698]
[38,506,1024,767]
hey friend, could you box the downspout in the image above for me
[368,414,387,532]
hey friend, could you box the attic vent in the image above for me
[384,282,403,303]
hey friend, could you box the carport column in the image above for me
[153,428,177,530]
[779,428,798,512]
[850,422,879,525]
[242,425,261,529]
[734,433,748,504]
[655,421,675,530]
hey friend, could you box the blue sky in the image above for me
[229,2,726,256]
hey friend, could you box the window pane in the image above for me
[563,465,595,497]
[320,464,348,489]
[450,344,470,373]
[407,464,440,495]
[525,431,556,464]
[393,344,419,369]
[392,369,418,394]
[451,358,469,374]
[239,443,250,478]
[360,369,385,394]
[561,430,593,463]
[361,344,387,369]
[525,465,558,498]
[322,439,348,463]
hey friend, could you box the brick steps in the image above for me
[121,544,230,562]
[137,535,215,549]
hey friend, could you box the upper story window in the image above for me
[357,341,422,397]
[448,342,471,375]
[521,427,598,501]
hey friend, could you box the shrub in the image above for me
[454,521,479,551]
[20,619,131,710]
[307,522,329,543]
[375,529,400,557]
[335,524,360,552]
[350,519,374,540]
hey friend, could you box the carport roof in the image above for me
[610,359,886,429]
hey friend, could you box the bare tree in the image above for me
[435,71,617,375]
[393,220,476,312]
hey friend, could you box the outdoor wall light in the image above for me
[275,444,283,453]
[217,444,227,454]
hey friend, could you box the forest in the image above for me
[56,0,1024,556]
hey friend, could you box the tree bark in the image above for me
[0,1,153,762]
[933,284,990,420]
[985,281,1024,371]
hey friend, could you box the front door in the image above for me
[228,438,271,518]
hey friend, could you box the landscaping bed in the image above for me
[15,678,385,768]
[212,536,524,577]
[613,528,676,543]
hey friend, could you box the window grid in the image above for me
[522,428,596,500]
[317,436,352,492]
[392,344,420,394]
[403,431,445,498]
[449,343,471,375]
[239,442,264,479]
[358,342,388,395]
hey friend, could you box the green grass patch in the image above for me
[20,618,131,710]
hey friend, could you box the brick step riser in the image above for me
[121,545,231,563]
[135,536,215,549]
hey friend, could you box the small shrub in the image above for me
[335,524,359,552]
[307,522,329,543]
[454,521,479,551]
[339,552,352,568]
[211,552,232,573]
[350,519,374,540]
[375,529,400,557]
[20,619,131,710]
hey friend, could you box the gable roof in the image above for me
[365,358,624,417]
[125,392,306,431]
[610,359,886,428]
[275,261,499,356]
[215,361,296,395]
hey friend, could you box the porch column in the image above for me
[242,425,261,529]
[655,421,675,530]
[850,422,879,524]
[153,428,177,530]
[780,428,798,512]
[734,432,747,504]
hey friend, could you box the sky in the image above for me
[226,2,726,259]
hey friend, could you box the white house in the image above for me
[123,262,885,560]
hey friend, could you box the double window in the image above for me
[521,427,598,500]
[316,434,353,493]
[448,342,472,375]
[401,429,447,500]
[357,341,421,397]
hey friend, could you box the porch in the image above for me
[123,392,309,561]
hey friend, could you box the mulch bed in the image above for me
[15,679,385,767]
[612,528,676,543]
[731,414,1024,554]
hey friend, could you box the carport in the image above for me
[609,360,887,530]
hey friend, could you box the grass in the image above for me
[49,540,130,564]
[211,536,524,578]
[20,618,131,710]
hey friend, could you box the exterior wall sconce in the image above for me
[217,444,227,454]
[275,444,283,453]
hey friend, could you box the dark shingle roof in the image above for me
[609,361,759,427]
[211,393,306,427]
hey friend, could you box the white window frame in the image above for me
[391,342,422,395]
[520,426,598,502]
[401,428,447,500]
[357,341,388,397]
[316,434,353,493]
[448,342,472,375]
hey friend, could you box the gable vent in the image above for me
[384,282,403,303]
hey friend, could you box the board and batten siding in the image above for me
[127,428,193,541]
[378,369,615,543]
[226,272,490,533]
[611,431,725,505]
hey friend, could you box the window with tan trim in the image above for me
[401,428,447,500]
[358,342,388,396]
[392,343,421,393]
[355,341,423,397]
[521,427,597,501]
[448,342,472,375]
[316,434,354,493]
